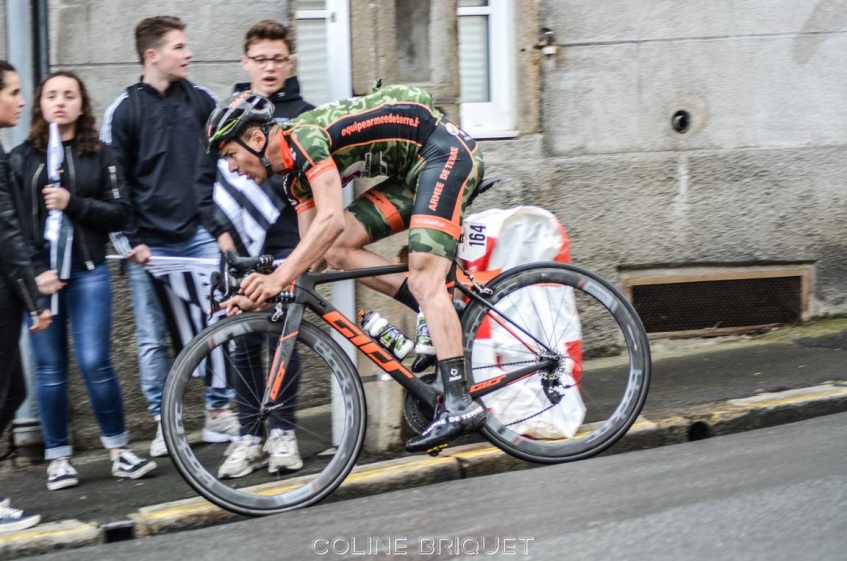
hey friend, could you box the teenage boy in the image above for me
[212,20,315,479]
[102,16,238,457]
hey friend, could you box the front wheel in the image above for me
[461,262,651,464]
[161,314,367,516]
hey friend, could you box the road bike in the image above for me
[161,189,651,516]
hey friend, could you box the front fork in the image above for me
[259,303,304,415]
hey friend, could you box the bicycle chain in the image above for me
[472,360,577,427]
[504,403,560,427]
[472,360,542,371]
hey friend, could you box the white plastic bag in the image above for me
[460,206,586,438]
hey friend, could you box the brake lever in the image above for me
[208,252,278,320]
[208,271,223,319]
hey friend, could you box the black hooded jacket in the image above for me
[229,77,314,255]
[101,80,223,247]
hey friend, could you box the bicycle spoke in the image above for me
[163,316,366,516]
[462,264,650,464]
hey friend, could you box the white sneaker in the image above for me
[46,457,78,491]
[112,449,157,480]
[149,422,168,458]
[203,408,240,443]
[0,505,40,534]
[414,311,435,355]
[218,435,265,479]
[265,429,303,473]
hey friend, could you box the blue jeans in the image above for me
[28,262,128,459]
[128,227,232,417]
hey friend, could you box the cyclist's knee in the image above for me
[408,256,450,304]
[324,245,350,270]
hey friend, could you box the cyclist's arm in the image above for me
[240,169,344,302]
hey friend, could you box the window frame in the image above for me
[458,0,517,139]
[295,0,352,104]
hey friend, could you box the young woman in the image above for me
[0,59,46,532]
[11,71,156,490]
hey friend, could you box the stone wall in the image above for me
[6,0,847,453]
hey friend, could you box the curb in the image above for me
[0,520,100,559]
[3,382,846,559]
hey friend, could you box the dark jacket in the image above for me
[10,140,130,272]
[101,79,224,247]
[232,76,315,121]
[233,77,314,254]
[0,143,46,316]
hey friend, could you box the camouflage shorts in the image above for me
[347,118,485,259]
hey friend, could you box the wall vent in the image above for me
[621,266,812,337]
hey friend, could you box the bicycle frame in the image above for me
[258,261,559,416]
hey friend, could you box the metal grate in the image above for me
[632,276,803,334]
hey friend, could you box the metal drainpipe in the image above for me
[7,0,43,452]
[35,0,49,80]
[5,0,34,145]
[330,186,357,447]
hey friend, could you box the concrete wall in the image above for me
[539,0,847,155]
[8,0,847,454]
[49,0,294,116]
[0,0,6,60]
[471,0,847,322]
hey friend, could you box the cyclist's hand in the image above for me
[241,271,287,304]
[222,295,273,316]
[127,244,151,265]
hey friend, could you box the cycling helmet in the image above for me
[204,92,276,176]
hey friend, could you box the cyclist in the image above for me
[204,84,486,453]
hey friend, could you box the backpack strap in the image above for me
[181,80,211,129]
[124,85,143,157]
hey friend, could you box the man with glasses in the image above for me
[207,20,315,479]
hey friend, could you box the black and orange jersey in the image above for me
[279,85,442,212]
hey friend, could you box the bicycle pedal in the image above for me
[426,443,448,457]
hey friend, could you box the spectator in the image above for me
[101,16,238,457]
[11,71,156,490]
[0,59,46,533]
[214,20,314,479]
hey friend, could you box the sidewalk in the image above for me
[3,319,847,558]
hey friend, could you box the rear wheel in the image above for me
[461,262,651,463]
[162,314,366,516]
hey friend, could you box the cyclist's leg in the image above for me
[408,118,484,358]
[324,178,416,298]
[405,119,487,453]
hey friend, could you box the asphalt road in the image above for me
[25,412,847,560]
[4,333,844,528]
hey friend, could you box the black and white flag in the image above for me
[110,233,227,388]
[213,160,284,257]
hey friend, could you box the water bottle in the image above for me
[360,311,414,360]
